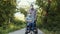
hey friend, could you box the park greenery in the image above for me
[0,0,60,34]
[36,0,60,34]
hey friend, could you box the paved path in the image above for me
[9,28,44,34]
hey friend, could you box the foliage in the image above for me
[19,8,27,16]
[36,0,60,32]
[0,0,16,26]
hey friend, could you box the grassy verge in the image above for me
[40,28,60,34]
[0,23,26,34]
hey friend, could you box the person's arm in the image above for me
[34,9,37,21]
[25,17,32,22]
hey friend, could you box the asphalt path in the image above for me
[9,28,44,34]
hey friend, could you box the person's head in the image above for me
[30,4,34,10]
[30,4,33,8]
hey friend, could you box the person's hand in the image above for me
[27,20,32,22]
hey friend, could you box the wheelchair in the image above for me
[25,21,38,34]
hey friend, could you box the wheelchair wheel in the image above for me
[34,31,38,34]
[25,30,30,34]
[34,29,38,34]
[25,32,28,34]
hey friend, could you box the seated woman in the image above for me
[26,13,35,32]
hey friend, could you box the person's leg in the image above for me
[27,23,30,31]
[31,23,35,31]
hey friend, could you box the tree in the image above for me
[36,0,60,32]
[19,8,27,16]
[0,0,16,26]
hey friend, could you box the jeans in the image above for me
[27,22,35,31]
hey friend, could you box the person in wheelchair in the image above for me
[26,13,35,32]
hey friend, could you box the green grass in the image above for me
[40,28,60,34]
[0,23,26,34]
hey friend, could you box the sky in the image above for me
[17,0,36,8]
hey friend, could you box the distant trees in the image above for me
[19,8,27,16]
